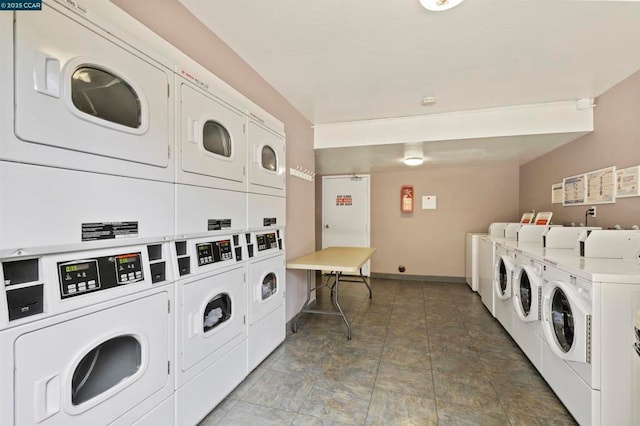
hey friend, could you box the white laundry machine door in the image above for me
[12,291,170,425]
[249,254,285,326]
[494,254,514,300]
[178,81,246,190]
[179,266,247,373]
[542,280,591,363]
[513,264,542,323]
[11,4,172,179]
[247,120,286,196]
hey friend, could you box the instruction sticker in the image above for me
[263,217,277,226]
[208,219,231,231]
[82,222,138,241]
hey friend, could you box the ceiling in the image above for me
[179,0,640,174]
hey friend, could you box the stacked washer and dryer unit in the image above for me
[0,1,287,425]
[0,2,176,424]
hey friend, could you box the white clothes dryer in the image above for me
[0,2,175,254]
[493,241,516,336]
[247,114,286,197]
[175,65,247,193]
[0,242,175,426]
[245,195,286,371]
[247,251,286,372]
[2,2,174,181]
[172,234,248,425]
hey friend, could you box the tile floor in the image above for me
[199,278,577,425]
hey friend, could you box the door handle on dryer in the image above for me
[33,51,61,98]
[35,374,60,422]
[188,312,200,337]
[187,118,200,143]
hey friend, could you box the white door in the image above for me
[179,81,246,191]
[12,5,172,178]
[179,266,247,372]
[249,254,285,325]
[322,175,370,275]
[247,120,286,196]
[14,292,171,425]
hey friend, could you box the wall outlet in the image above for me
[589,206,597,217]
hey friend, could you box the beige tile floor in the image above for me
[199,278,577,426]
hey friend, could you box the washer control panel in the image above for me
[256,232,279,252]
[197,239,233,266]
[58,252,143,299]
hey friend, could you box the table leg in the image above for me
[292,269,313,333]
[332,272,352,340]
[360,267,373,299]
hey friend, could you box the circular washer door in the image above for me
[513,264,541,322]
[494,255,514,300]
[541,279,590,362]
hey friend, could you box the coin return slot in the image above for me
[147,244,162,261]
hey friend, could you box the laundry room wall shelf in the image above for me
[289,166,315,181]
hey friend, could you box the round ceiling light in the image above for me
[419,0,465,12]
[403,157,424,166]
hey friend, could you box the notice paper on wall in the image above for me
[563,174,586,206]
[421,195,437,210]
[616,165,640,198]
[585,166,616,204]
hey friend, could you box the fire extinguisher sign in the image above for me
[401,185,414,213]
[335,194,353,206]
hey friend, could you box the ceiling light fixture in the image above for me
[404,157,424,166]
[419,0,465,12]
[403,144,424,166]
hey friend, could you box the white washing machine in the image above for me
[540,231,640,426]
[633,308,640,425]
[478,223,511,315]
[0,1,175,254]
[465,232,486,292]
[245,194,286,371]
[0,242,175,425]
[511,228,601,372]
[172,233,248,425]
[478,235,496,316]
[493,240,516,336]
[247,113,286,197]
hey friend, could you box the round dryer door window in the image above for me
[261,272,277,300]
[71,335,141,405]
[203,121,232,157]
[71,67,141,129]
[261,146,277,172]
[550,287,574,353]
[203,293,232,332]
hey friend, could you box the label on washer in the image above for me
[263,217,277,226]
[208,219,231,231]
[81,222,139,241]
